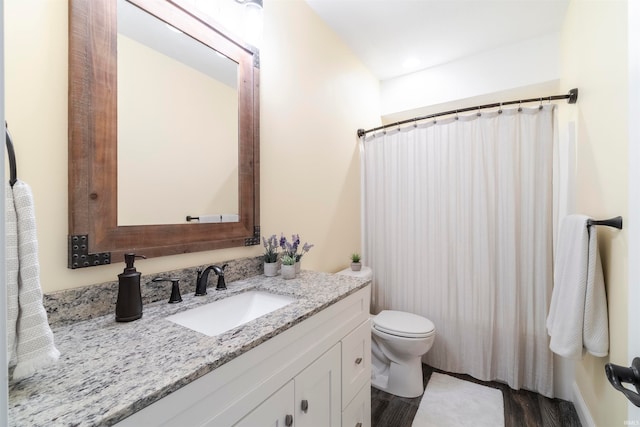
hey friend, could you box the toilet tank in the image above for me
[335,266,372,280]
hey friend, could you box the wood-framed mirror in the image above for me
[68,0,260,269]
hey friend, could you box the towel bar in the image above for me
[587,216,623,229]
[606,358,640,406]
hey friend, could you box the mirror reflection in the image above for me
[117,0,239,226]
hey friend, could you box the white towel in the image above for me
[6,180,60,379]
[6,183,19,361]
[547,214,609,359]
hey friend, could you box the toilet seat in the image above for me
[373,310,435,338]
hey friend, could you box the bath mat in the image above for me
[411,372,504,427]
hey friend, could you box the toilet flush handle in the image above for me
[355,357,363,365]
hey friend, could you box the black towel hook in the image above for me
[5,122,17,187]
[606,358,640,407]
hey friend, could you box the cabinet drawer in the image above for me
[342,383,371,427]
[341,319,371,409]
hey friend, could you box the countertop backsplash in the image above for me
[44,256,263,327]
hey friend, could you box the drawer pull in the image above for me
[356,423,363,427]
[285,414,293,426]
[301,399,309,413]
[355,357,363,365]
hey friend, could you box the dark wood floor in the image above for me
[372,364,582,427]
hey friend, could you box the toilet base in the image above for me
[371,354,425,398]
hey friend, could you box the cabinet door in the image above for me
[234,381,295,427]
[342,383,371,427]
[295,344,341,427]
[341,319,371,408]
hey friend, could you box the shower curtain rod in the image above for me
[357,88,578,138]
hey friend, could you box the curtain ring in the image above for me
[476,106,481,117]
[498,102,502,114]
[518,100,522,112]
[455,110,459,120]
[539,97,543,110]
[413,119,418,128]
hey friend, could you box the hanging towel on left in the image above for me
[546,214,609,359]
[6,181,60,380]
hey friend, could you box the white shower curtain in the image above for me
[362,105,556,397]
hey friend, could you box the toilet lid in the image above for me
[373,310,435,338]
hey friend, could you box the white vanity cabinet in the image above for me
[235,344,341,427]
[341,320,372,427]
[294,344,341,427]
[117,285,371,427]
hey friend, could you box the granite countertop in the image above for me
[8,270,370,427]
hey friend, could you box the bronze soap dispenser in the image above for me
[115,253,146,322]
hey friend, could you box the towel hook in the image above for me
[5,122,17,187]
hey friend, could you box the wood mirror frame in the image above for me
[68,0,260,269]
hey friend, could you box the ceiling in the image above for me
[304,0,570,82]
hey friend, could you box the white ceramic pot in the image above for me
[351,262,362,271]
[264,262,278,277]
[281,264,296,279]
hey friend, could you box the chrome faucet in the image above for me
[195,263,229,295]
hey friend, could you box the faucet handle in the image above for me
[195,267,208,296]
[151,277,183,303]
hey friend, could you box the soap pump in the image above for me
[115,253,146,322]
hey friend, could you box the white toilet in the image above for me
[336,267,436,398]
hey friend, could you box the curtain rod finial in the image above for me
[357,129,365,138]
[568,88,578,104]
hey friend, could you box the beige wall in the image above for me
[560,0,629,425]
[4,0,380,292]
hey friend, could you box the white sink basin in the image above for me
[166,291,296,337]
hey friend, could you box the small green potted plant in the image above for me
[280,254,297,280]
[350,253,362,271]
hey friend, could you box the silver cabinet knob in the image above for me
[285,414,293,426]
[301,399,309,413]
